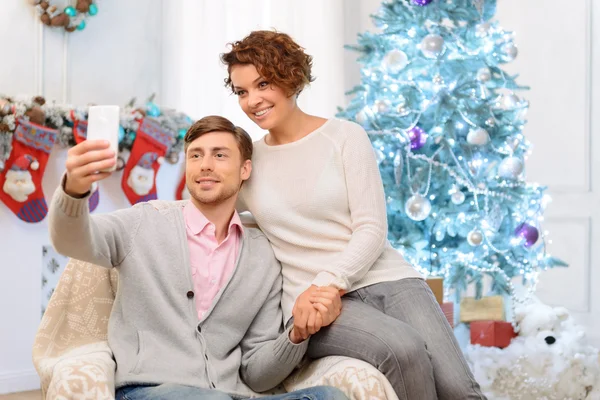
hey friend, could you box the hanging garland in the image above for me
[33,0,98,32]
[0,94,192,223]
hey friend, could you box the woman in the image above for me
[221,30,486,400]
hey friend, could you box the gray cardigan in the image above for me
[48,186,308,398]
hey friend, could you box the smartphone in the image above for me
[87,105,120,172]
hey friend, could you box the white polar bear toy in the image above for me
[466,299,600,399]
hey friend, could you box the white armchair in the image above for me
[33,257,398,400]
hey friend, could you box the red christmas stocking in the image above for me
[175,169,189,201]
[121,118,171,204]
[0,117,57,223]
[72,114,100,212]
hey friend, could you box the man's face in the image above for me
[185,131,251,206]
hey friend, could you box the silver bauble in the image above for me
[383,49,409,73]
[467,128,490,146]
[502,43,518,62]
[397,94,407,107]
[451,190,465,205]
[356,108,369,125]
[476,67,492,82]
[500,93,520,110]
[397,105,410,116]
[374,99,391,113]
[467,229,484,246]
[498,156,524,178]
[475,22,491,38]
[420,34,445,58]
[405,194,432,221]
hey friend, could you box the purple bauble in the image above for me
[408,126,428,150]
[412,0,433,5]
[514,223,539,248]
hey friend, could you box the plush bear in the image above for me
[514,301,569,345]
[466,298,600,399]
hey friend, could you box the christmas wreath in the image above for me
[33,0,98,32]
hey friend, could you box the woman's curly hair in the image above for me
[221,30,315,97]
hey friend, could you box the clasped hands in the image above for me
[289,285,345,343]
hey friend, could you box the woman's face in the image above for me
[230,64,296,131]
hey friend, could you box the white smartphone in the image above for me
[87,105,120,172]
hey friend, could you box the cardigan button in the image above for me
[187,291,194,299]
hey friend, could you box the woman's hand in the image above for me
[310,286,343,328]
[292,285,320,340]
[292,285,345,340]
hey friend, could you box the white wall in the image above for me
[161,0,347,142]
[0,0,185,394]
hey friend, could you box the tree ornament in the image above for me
[405,194,432,221]
[502,43,518,62]
[467,128,490,146]
[477,67,492,82]
[498,156,524,179]
[451,190,465,205]
[383,49,409,73]
[408,126,427,150]
[514,223,539,247]
[467,229,484,246]
[475,22,491,38]
[421,34,445,58]
[374,99,391,113]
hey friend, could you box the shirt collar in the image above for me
[183,201,244,236]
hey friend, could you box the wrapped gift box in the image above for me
[470,320,516,348]
[460,296,504,323]
[426,277,444,305]
[441,302,454,328]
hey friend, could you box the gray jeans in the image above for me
[307,278,486,400]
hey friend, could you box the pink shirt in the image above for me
[183,202,242,320]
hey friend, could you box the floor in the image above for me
[0,391,41,400]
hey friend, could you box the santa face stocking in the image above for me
[121,118,172,204]
[71,114,100,212]
[0,117,57,223]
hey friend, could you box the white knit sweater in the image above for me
[239,118,422,322]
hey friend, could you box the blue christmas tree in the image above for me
[338,0,567,300]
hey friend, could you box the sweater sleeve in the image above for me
[240,240,308,392]
[311,122,388,290]
[48,175,141,268]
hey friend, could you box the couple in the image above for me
[48,30,486,400]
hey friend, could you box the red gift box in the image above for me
[470,321,516,348]
[441,302,454,328]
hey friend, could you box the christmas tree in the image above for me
[338,0,567,300]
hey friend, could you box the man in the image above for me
[48,115,347,400]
